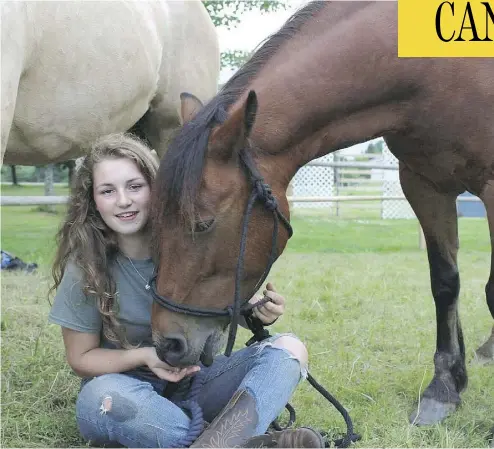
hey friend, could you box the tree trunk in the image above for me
[10,165,18,185]
[67,160,75,187]
[44,164,55,213]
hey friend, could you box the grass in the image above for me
[1,193,493,447]
[1,184,70,197]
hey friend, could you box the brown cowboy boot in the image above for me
[190,389,325,448]
[243,427,325,448]
[190,389,258,447]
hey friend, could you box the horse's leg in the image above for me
[476,184,494,362]
[1,3,27,163]
[476,326,494,361]
[400,165,466,425]
[128,104,181,159]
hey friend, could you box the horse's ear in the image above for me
[180,92,203,124]
[209,90,258,163]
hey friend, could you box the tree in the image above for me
[220,50,252,70]
[204,1,286,28]
[10,166,18,186]
[203,1,287,69]
[365,140,384,154]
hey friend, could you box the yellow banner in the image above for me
[398,0,494,57]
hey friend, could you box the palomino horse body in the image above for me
[1,0,219,165]
[150,1,494,426]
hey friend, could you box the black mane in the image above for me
[151,1,326,237]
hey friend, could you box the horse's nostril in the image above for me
[158,333,188,365]
[167,338,182,354]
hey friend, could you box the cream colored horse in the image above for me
[1,0,219,165]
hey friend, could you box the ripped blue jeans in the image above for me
[76,334,306,448]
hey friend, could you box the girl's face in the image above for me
[93,157,151,236]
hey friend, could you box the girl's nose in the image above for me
[116,190,132,207]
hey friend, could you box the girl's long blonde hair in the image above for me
[50,133,159,347]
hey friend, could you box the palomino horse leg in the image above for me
[127,107,181,158]
[1,3,26,163]
[476,184,494,362]
[400,165,466,425]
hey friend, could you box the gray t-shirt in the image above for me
[48,255,160,383]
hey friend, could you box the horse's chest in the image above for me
[388,139,494,196]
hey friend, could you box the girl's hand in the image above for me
[249,282,285,325]
[141,347,200,382]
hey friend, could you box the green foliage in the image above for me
[1,165,70,184]
[204,1,286,28]
[365,141,384,154]
[203,0,287,69]
[220,49,252,70]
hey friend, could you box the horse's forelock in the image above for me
[151,1,325,256]
[151,101,226,252]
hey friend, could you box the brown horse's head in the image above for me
[150,92,292,366]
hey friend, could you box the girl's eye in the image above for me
[194,218,215,233]
[129,184,142,191]
[101,189,114,195]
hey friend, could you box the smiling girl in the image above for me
[48,133,322,448]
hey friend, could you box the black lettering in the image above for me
[455,2,482,41]
[481,2,494,41]
[436,1,456,42]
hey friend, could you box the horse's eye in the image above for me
[194,218,215,233]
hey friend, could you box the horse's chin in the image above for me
[199,333,218,366]
[194,330,225,367]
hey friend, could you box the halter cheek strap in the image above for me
[149,156,293,356]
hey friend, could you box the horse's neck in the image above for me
[248,2,420,181]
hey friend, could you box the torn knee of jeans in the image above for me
[98,392,138,422]
[257,334,309,379]
[99,395,112,415]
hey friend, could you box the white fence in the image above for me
[291,143,415,218]
[2,141,484,222]
[291,143,484,220]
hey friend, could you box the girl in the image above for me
[48,133,323,448]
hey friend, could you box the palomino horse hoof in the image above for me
[409,398,457,425]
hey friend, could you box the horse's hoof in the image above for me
[475,343,494,364]
[473,351,494,365]
[409,398,457,425]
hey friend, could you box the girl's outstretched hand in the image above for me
[142,347,200,382]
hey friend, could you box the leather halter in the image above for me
[149,147,293,356]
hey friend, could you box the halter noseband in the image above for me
[149,141,293,356]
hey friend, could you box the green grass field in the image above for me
[1,189,493,447]
[1,184,70,197]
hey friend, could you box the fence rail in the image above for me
[1,196,69,206]
[0,192,483,251]
[1,194,482,207]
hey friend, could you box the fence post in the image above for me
[287,181,294,211]
[43,164,55,213]
[334,155,340,217]
[418,222,426,250]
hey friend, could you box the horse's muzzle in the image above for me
[155,333,188,366]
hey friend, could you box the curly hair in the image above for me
[50,133,159,347]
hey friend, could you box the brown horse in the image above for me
[150,1,494,426]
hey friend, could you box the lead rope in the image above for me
[175,370,207,447]
[242,304,361,448]
[154,128,356,446]
[225,180,284,356]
